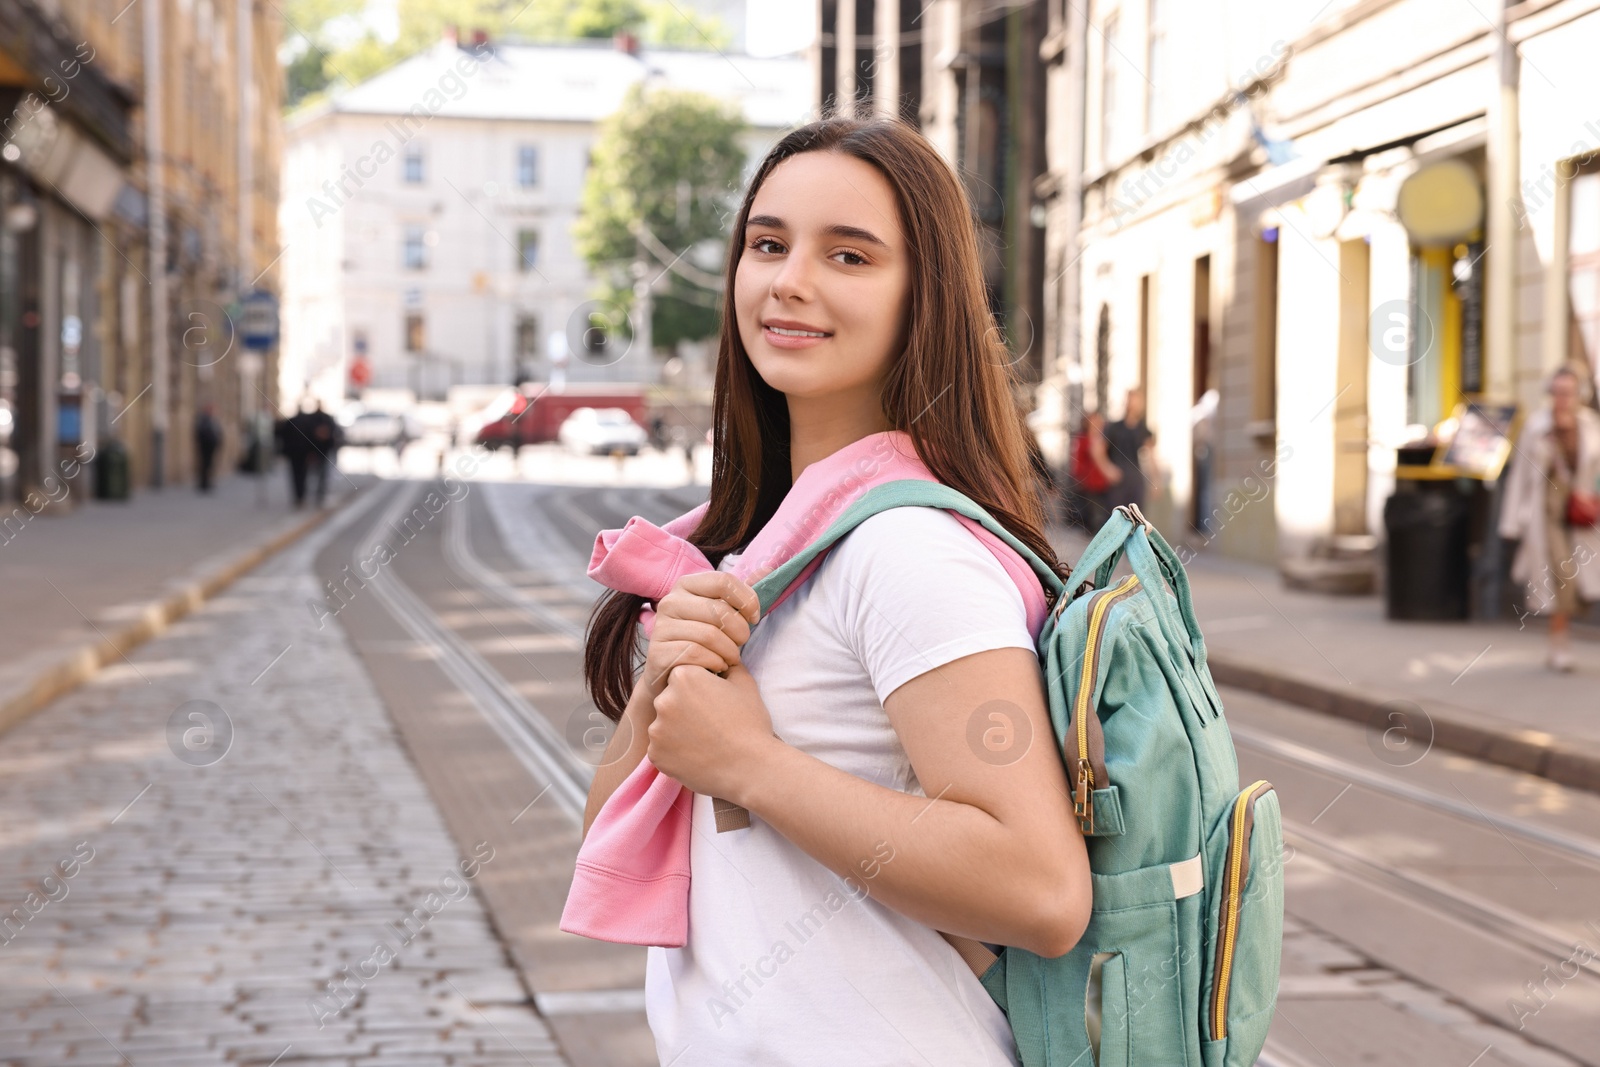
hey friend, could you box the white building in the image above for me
[278,32,809,404]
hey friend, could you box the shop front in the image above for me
[1383,155,1515,621]
[1,0,135,508]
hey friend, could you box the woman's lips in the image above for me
[762,324,832,350]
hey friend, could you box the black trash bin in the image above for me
[95,439,131,501]
[1384,477,1471,620]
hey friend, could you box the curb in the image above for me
[1207,654,1600,795]
[0,490,361,738]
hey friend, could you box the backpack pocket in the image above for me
[1199,781,1284,1067]
[1076,867,1195,1067]
[1084,950,1128,1067]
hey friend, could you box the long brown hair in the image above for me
[583,116,1072,722]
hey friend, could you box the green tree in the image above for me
[281,0,366,108]
[574,82,746,354]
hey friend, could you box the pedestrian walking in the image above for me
[1498,364,1600,671]
[280,404,312,508]
[1103,386,1153,510]
[572,117,1085,1067]
[194,402,222,493]
[306,401,342,508]
[1066,410,1121,530]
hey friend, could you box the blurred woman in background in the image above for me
[1498,364,1600,671]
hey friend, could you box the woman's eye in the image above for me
[750,237,784,254]
[836,250,867,266]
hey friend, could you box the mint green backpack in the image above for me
[749,480,1284,1067]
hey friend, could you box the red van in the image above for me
[469,385,649,450]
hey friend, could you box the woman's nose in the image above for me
[769,248,815,300]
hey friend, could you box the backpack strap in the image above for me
[748,479,1067,614]
[1067,505,1221,718]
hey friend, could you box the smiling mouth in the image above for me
[766,325,831,338]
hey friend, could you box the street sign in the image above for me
[240,289,279,351]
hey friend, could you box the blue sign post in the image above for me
[240,289,279,351]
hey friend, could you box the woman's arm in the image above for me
[735,646,1091,959]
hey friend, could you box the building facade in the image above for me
[1033,0,1600,592]
[1,0,283,505]
[278,32,809,407]
[812,0,1051,410]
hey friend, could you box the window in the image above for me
[403,224,427,270]
[404,312,425,353]
[517,145,539,188]
[403,144,424,184]
[515,314,540,360]
[1145,0,1166,136]
[517,229,539,272]
[1100,13,1121,165]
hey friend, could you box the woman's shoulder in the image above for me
[827,505,1021,589]
[836,504,987,552]
[823,505,1033,672]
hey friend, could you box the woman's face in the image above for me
[734,151,910,405]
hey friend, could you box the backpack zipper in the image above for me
[1211,779,1275,1040]
[1072,574,1141,833]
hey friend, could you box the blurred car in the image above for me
[341,410,419,449]
[557,407,648,456]
[467,388,649,450]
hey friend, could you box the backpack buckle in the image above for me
[1114,503,1151,529]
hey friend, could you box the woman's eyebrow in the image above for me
[745,215,889,250]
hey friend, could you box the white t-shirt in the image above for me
[644,505,1038,1066]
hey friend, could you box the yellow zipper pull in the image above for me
[1075,758,1095,833]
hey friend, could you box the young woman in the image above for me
[1498,364,1600,670]
[581,117,1091,1065]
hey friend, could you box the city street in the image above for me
[9,0,1600,1062]
[1,445,1598,1066]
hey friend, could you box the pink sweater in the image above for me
[559,430,1048,947]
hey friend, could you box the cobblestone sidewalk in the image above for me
[0,496,571,1066]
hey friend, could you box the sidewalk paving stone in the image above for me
[0,501,573,1066]
[0,470,359,738]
